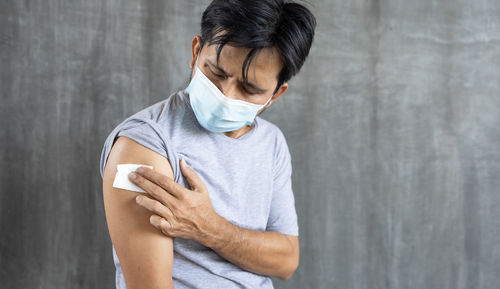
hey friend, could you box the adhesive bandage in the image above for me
[112,164,153,193]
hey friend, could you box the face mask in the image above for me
[185,55,274,133]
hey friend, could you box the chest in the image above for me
[176,141,275,231]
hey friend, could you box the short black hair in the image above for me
[199,0,317,95]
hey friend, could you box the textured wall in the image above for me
[1,0,500,288]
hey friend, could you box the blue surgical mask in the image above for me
[185,57,273,133]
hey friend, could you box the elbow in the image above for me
[279,261,298,280]
[278,249,299,280]
[280,272,294,281]
[276,233,300,280]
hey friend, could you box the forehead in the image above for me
[202,43,283,87]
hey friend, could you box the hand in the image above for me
[128,158,221,246]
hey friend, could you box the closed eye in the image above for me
[208,64,259,96]
[208,67,227,79]
[241,85,257,95]
[214,73,227,79]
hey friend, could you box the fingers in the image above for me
[136,195,174,221]
[129,171,180,208]
[150,214,173,236]
[136,195,177,237]
[132,167,187,199]
[179,158,204,192]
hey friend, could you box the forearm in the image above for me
[201,215,298,280]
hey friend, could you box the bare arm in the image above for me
[204,216,300,280]
[102,136,175,289]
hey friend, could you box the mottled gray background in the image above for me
[1,0,499,288]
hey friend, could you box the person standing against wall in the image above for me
[100,1,316,288]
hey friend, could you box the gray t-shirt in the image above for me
[99,88,299,289]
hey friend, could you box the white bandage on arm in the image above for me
[112,164,153,193]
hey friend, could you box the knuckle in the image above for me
[148,186,159,196]
[162,221,173,234]
[162,228,171,236]
[170,214,179,224]
[169,199,179,210]
[174,212,185,222]
[151,201,163,212]
[159,175,170,186]
[177,192,185,201]
[151,187,164,199]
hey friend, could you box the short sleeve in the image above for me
[99,117,181,182]
[117,120,168,159]
[265,131,299,236]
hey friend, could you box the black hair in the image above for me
[199,0,317,95]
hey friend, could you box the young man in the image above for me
[99,1,316,288]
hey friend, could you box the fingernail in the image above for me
[136,196,142,202]
[129,172,137,179]
[137,167,144,174]
[151,215,159,226]
[182,158,188,167]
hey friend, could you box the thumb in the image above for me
[180,158,204,192]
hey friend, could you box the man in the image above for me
[99,0,316,288]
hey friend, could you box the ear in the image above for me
[265,82,288,109]
[190,35,202,69]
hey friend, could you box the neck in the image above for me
[222,124,254,139]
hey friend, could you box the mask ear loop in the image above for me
[194,48,201,70]
[262,93,274,107]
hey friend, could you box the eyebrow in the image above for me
[207,60,268,94]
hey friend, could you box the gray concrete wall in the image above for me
[1,0,499,288]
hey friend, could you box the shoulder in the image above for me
[255,117,292,173]
[132,89,187,124]
[255,116,290,153]
[99,90,186,178]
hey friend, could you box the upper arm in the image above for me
[102,136,175,289]
[266,131,299,236]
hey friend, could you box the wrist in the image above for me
[203,214,233,250]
